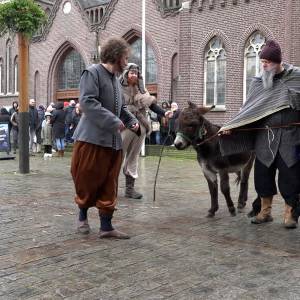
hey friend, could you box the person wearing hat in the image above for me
[119,63,172,199]
[219,39,300,229]
[41,112,53,159]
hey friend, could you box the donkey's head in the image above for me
[174,101,215,150]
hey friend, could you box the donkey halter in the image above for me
[177,122,207,145]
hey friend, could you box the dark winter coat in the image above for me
[29,105,39,130]
[51,103,66,139]
[65,105,75,125]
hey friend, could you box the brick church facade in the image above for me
[0,0,299,124]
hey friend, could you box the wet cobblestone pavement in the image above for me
[1,153,300,299]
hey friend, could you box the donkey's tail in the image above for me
[235,171,241,185]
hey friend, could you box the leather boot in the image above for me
[61,150,64,157]
[284,203,298,229]
[251,196,273,224]
[125,175,143,199]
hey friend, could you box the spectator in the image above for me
[10,107,19,154]
[29,99,39,154]
[70,103,81,139]
[9,101,18,116]
[36,104,45,153]
[169,102,180,144]
[51,102,66,157]
[41,112,53,159]
[64,100,76,144]
[149,111,161,145]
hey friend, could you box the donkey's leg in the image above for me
[202,166,219,218]
[220,172,236,216]
[237,154,255,211]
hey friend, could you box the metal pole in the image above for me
[18,33,30,174]
[141,0,146,156]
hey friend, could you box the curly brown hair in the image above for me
[100,37,130,64]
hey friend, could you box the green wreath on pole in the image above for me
[0,0,46,37]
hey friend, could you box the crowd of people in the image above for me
[148,101,180,146]
[0,98,82,158]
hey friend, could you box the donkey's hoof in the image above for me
[237,202,246,210]
[247,210,256,218]
[206,212,215,218]
[237,207,245,213]
[230,209,236,217]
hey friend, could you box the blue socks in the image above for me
[99,213,114,232]
[79,208,88,221]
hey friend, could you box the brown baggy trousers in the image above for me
[71,141,122,214]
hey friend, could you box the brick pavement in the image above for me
[1,154,300,299]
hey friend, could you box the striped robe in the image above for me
[219,63,300,167]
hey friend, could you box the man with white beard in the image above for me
[219,40,300,229]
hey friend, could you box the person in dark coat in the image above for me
[9,101,18,116]
[69,103,81,139]
[29,99,39,153]
[50,101,66,157]
[65,100,76,144]
[10,107,19,154]
[0,107,10,123]
[36,104,45,153]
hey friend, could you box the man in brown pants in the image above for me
[71,37,139,239]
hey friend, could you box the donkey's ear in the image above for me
[197,105,215,115]
[187,101,197,109]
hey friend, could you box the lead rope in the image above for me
[266,126,275,160]
[153,120,172,203]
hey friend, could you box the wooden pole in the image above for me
[18,33,30,174]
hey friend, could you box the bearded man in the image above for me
[120,63,172,199]
[219,40,300,229]
[71,38,139,239]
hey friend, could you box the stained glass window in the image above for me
[58,49,85,90]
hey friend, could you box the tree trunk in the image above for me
[18,33,29,174]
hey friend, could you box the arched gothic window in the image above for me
[14,56,18,94]
[95,9,99,23]
[90,10,94,23]
[204,37,226,107]
[6,40,12,94]
[171,53,179,102]
[34,71,40,102]
[129,38,157,84]
[244,32,266,101]
[58,49,85,90]
[0,58,3,94]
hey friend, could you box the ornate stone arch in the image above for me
[238,23,274,58]
[199,29,231,57]
[121,26,163,71]
[47,39,88,104]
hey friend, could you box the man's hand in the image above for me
[165,110,173,118]
[218,129,232,136]
[130,123,139,132]
[118,122,126,132]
